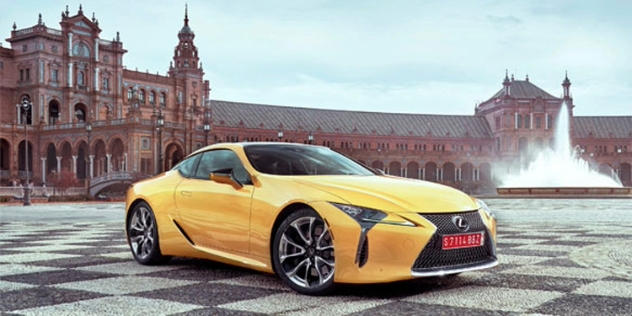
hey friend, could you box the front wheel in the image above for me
[127,202,169,265]
[272,208,336,295]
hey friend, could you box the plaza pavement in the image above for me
[0,199,631,315]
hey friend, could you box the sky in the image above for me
[2,0,631,116]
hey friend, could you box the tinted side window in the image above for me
[194,149,249,182]
[176,154,201,178]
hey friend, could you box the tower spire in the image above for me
[562,71,571,99]
[184,3,189,26]
[503,69,511,97]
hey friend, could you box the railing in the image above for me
[90,171,133,186]
[14,27,34,36]
[0,186,85,198]
[46,28,62,36]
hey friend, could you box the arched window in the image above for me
[127,87,133,100]
[524,115,530,128]
[49,102,60,125]
[139,89,146,104]
[74,108,85,122]
[72,42,91,58]
[149,91,156,104]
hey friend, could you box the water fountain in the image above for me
[496,102,631,197]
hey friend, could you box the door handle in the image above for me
[180,191,192,196]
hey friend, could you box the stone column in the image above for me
[94,68,100,91]
[106,154,111,173]
[514,112,518,129]
[68,33,73,56]
[72,155,77,174]
[67,63,73,87]
[16,103,20,123]
[56,156,62,173]
[94,38,99,61]
[124,153,128,172]
[41,157,46,182]
[89,155,94,178]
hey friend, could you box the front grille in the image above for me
[412,211,496,272]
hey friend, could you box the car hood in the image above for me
[292,175,478,214]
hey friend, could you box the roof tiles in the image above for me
[488,80,560,101]
[573,116,632,138]
[210,100,493,139]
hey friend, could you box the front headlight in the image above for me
[330,203,415,227]
[476,198,495,220]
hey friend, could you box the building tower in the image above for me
[167,5,209,153]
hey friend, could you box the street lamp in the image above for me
[617,147,623,179]
[20,97,31,206]
[156,110,164,173]
[86,123,92,196]
[204,122,210,146]
[278,130,284,142]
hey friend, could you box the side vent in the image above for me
[172,220,195,246]
[357,237,369,267]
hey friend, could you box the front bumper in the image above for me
[314,202,497,284]
[411,210,498,276]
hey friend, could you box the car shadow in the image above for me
[334,275,469,299]
[160,257,475,298]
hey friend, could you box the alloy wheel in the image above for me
[277,215,335,291]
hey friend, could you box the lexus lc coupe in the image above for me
[125,142,498,295]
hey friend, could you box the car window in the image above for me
[175,154,201,178]
[194,149,251,184]
[245,144,376,176]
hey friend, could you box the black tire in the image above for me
[127,202,170,265]
[272,208,336,295]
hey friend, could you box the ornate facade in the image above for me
[1,5,631,194]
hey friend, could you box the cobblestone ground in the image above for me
[1,199,631,315]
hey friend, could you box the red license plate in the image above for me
[442,232,484,250]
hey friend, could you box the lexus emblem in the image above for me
[452,216,469,231]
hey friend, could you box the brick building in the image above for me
[1,6,630,194]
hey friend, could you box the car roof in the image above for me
[189,142,326,156]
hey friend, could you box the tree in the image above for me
[49,169,78,195]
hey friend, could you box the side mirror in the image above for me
[210,172,242,188]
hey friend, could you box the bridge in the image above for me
[88,172,151,197]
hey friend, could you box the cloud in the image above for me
[486,15,523,29]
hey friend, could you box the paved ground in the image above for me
[1,199,632,315]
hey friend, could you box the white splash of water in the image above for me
[500,101,622,188]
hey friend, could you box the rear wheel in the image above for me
[127,202,169,265]
[272,208,336,295]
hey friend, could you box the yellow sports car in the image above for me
[125,142,497,295]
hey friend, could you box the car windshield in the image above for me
[244,144,376,176]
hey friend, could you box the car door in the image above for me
[174,149,254,254]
